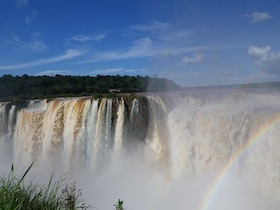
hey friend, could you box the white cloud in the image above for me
[80,22,205,64]
[129,37,154,54]
[128,21,191,41]
[25,10,37,25]
[248,46,280,78]
[17,0,29,7]
[0,49,83,70]
[90,68,148,75]
[35,70,73,76]
[7,35,47,52]
[248,46,280,63]
[67,34,106,43]
[248,46,271,58]
[182,53,205,65]
[91,68,125,74]
[89,37,154,62]
[247,12,272,23]
[87,36,205,63]
[129,21,170,34]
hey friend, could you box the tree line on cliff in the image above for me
[0,74,180,102]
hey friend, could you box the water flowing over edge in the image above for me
[1,90,280,210]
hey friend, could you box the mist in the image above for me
[1,87,280,209]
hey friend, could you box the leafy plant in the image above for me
[114,199,125,210]
[60,182,88,210]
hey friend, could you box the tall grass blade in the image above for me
[11,163,14,173]
[19,159,36,183]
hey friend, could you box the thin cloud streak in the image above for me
[0,49,83,70]
[83,21,198,63]
[35,70,74,76]
[66,33,107,44]
[90,67,148,75]
[25,10,37,25]
[6,36,47,52]
[127,21,192,41]
[87,37,154,62]
[128,21,170,34]
[91,68,125,74]
[87,37,207,63]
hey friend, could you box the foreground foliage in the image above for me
[0,163,89,210]
[114,199,125,210]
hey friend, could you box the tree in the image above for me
[0,75,180,102]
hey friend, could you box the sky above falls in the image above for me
[0,0,279,87]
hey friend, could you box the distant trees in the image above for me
[0,74,180,102]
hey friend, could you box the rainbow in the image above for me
[199,112,280,210]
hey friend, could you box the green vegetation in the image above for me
[0,162,89,210]
[114,199,124,210]
[0,74,180,102]
[0,162,128,210]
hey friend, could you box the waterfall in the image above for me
[7,105,15,141]
[14,106,45,164]
[40,99,65,164]
[105,99,112,152]
[93,98,107,166]
[0,102,15,160]
[130,98,140,122]
[114,98,125,154]
[1,91,280,209]
[0,103,9,142]
[85,99,98,167]
[145,95,171,169]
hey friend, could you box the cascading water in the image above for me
[1,90,280,210]
[114,98,125,155]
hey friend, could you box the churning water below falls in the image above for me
[1,88,280,210]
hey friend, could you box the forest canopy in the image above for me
[0,74,180,102]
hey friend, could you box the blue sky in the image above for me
[0,0,279,86]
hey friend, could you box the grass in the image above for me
[0,161,89,210]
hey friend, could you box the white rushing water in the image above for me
[1,90,280,210]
